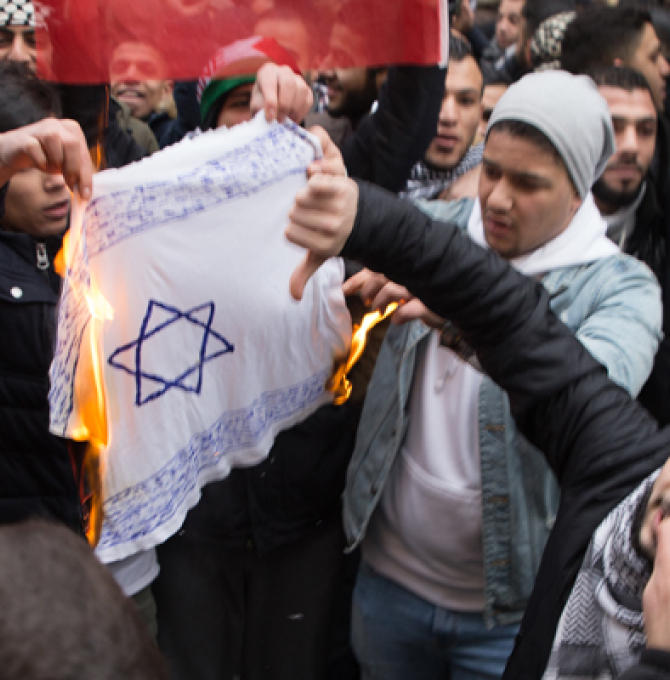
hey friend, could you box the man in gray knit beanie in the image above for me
[475,69,616,260]
[0,0,36,70]
[487,69,615,200]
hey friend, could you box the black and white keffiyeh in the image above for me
[400,142,484,201]
[0,0,35,27]
[530,11,576,72]
[543,471,660,680]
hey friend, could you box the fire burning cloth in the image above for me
[49,113,351,562]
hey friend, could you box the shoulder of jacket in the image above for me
[413,197,474,229]
[593,252,659,286]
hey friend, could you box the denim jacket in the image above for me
[343,198,663,629]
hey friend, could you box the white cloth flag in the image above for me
[49,113,352,563]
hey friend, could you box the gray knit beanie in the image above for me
[487,70,615,198]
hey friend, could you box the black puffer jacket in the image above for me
[341,181,670,679]
[0,229,82,533]
[633,116,670,427]
[619,650,670,680]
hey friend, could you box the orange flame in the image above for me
[327,302,398,405]
[57,191,113,547]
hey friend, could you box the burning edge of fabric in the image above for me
[56,193,112,547]
[327,302,398,405]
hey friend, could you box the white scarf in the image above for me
[467,192,619,276]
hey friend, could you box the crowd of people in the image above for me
[3,0,670,679]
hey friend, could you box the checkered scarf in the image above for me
[531,11,575,72]
[400,142,484,201]
[0,0,34,27]
[543,471,659,680]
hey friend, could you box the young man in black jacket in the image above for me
[0,63,92,534]
[285,171,670,679]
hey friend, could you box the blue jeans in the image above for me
[352,562,520,680]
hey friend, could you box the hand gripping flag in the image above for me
[49,113,352,562]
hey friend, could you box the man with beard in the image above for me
[591,68,658,252]
[0,0,35,69]
[563,7,670,427]
[306,0,445,195]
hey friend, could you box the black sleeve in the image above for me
[342,65,445,193]
[341,181,669,489]
[0,181,7,221]
[639,338,670,427]
[340,181,670,678]
[617,650,670,679]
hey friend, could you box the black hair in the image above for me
[0,61,61,133]
[561,6,653,74]
[448,0,463,20]
[449,35,474,62]
[449,35,483,93]
[588,65,655,101]
[0,520,170,680]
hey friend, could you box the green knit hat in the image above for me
[198,36,301,129]
[200,75,256,128]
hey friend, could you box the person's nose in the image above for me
[618,124,640,156]
[8,33,31,64]
[659,54,670,79]
[486,177,513,211]
[437,94,458,126]
[44,172,68,193]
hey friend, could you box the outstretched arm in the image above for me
[286,176,670,678]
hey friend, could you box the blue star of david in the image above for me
[108,300,234,406]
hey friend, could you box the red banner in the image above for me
[35,0,448,83]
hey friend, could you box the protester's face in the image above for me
[215,82,254,129]
[0,26,36,69]
[254,17,311,71]
[639,459,670,561]
[495,0,524,50]
[322,67,377,120]
[593,86,656,212]
[479,129,581,259]
[424,57,483,171]
[628,23,670,110]
[110,43,172,120]
[2,169,70,239]
[476,82,508,143]
[320,22,377,119]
